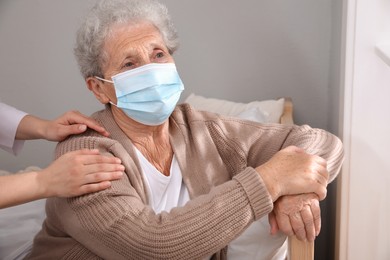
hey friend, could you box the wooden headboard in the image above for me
[280,97,294,125]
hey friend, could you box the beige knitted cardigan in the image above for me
[28,104,343,260]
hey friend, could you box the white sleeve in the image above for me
[0,102,28,155]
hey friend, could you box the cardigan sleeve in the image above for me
[174,105,343,184]
[280,124,344,183]
[229,121,344,183]
[46,135,273,260]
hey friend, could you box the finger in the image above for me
[315,164,330,184]
[77,181,113,195]
[314,155,327,168]
[82,162,125,179]
[275,211,294,237]
[79,154,123,166]
[79,120,109,137]
[311,169,328,200]
[60,111,110,137]
[290,212,306,241]
[58,124,89,139]
[314,185,327,201]
[66,111,110,137]
[84,170,124,184]
[300,205,315,242]
[285,146,304,154]
[310,199,322,237]
[268,211,279,235]
[63,149,113,161]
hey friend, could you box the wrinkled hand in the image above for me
[43,110,110,141]
[268,193,321,242]
[38,149,125,197]
[256,146,329,201]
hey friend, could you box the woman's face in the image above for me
[98,21,175,104]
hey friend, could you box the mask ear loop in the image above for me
[94,76,117,106]
[95,76,114,84]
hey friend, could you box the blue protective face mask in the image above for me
[96,63,184,126]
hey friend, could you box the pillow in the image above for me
[235,107,268,123]
[184,93,285,123]
[0,167,46,260]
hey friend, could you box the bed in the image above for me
[0,95,313,260]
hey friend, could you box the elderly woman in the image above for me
[29,0,343,259]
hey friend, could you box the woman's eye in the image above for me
[123,61,134,68]
[155,52,164,59]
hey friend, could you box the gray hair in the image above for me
[74,0,179,79]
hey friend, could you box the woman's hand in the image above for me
[16,110,110,141]
[268,193,321,242]
[38,149,125,197]
[256,146,329,201]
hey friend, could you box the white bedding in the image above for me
[0,199,46,260]
[184,93,285,123]
[0,168,46,260]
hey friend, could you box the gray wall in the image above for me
[0,0,99,171]
[0,0,341,171]
[0,1,341,258]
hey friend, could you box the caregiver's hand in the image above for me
[256,146,329,202]
[268,193,321,242]
[16,110,110,141]
[38,149,124,197]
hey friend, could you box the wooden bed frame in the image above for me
[280,97,315,260]
[280,97,294,125]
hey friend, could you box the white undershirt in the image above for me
[136,149,287,260]
[136,149,190,213]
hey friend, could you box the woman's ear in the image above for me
[86,77,111,104]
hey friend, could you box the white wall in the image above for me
[338,0,390,259]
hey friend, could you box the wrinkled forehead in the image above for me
[100,21,167,70]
